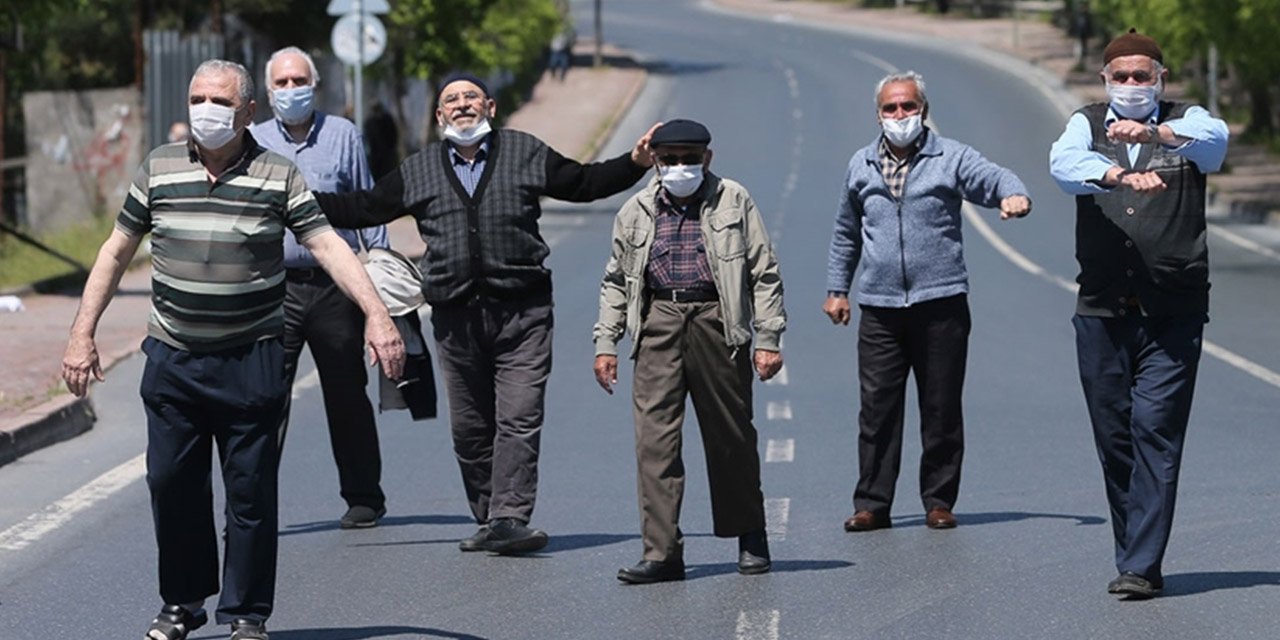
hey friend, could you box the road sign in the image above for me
[330,12,387,66]
[326,0,390,16]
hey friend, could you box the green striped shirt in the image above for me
[116,135,332,352]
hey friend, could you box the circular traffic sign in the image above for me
[331,12,387,66]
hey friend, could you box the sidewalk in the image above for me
[0,47,646,466]
[712,0,1280,223]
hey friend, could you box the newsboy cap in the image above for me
[436,72,490,102]
[650,119,712,146]
[1103,28,1163,65]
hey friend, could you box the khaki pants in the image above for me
[632,299,765,563]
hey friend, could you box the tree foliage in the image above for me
[388,0,562,82]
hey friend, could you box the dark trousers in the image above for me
[280,273,384,511]
[1074,313,1204,581]
[855,294,970,515]
[431,294,553,524]
[632,300,765,562]
[140,337,287,624]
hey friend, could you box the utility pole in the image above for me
[1207,43,1220,118]
[593,0,602,68]
[356,0,364,133]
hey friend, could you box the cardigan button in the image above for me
[1126,207,1135,215]
[1124,240,1134,248]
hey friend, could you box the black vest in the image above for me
[1074,101,1209,317]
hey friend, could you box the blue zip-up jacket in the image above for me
[826,130,1028,308]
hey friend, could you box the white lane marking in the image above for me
[764,365,788,386]
[765,400,792,420]
[765,498,790,540]
[1209,224,1280,262]
[736,610,781,640]
[0,454,146,551]
[849,49,898,74]
[765,438,795,463]
[962,203,1280,390]
[291,369,321,400]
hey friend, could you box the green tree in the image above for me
[388,0,561,85]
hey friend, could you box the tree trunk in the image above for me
[1,49,7,226]
[1247,84,1275,136]
[133,0,144,91]
[211,0,223,35]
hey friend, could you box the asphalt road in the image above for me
[2,0,1278,638]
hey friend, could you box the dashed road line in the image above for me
[1209,224,1280,262]
[764,365,789,386]
[736,610,781,640]
[765,438,795,463]
[765,497,790,540]
[765,400,792,420]
[0,454,146,551]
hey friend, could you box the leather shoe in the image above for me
[1110,572,1162,600]
[230,619,268,640]
[458,525,491,552]
[925,507,957,529]
[738,530,771,575]
[339,505,386,529]
[843,510,891,532]
[483,518,549,555]
[617,560,686,584]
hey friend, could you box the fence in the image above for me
[143,30,225,149]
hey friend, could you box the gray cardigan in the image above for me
[826,130,1028,308]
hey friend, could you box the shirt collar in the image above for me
[274,111,323,145]
[449,139,489,165]
[188,128,259,167]
[877,129,926,165]
[656,185,701,216]
[1104,105,1158,126]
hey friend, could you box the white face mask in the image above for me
[189,102,240,150]
[881,114,923,148]
[659,164,704,198]
[442,117,492,146]
[1107,82,1162,120]
[271,85,315,126]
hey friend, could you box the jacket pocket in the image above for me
[624,226,650,276]
[707,209,746,259]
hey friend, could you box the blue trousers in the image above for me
[140,336,287,624]
[1073,313,1204,582]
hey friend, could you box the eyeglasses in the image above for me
[1108,70,1156,84]
[879,100,921,116]
[440,90,485,106]
[656,153,703,165]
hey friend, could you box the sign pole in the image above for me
[355,0,365,134]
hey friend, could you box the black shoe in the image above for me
[617,560,686,584]
[483,518,549,555]
[145,604,207,640]
[459,525,492,552]
[1111,572,1162,600]
[339,505,387,529]
[737,530,772,575]
[229,618,268,640]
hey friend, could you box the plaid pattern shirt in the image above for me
[878,131,925,200]
[646,188,715,291]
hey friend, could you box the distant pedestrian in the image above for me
[60,59,404,640]
[1072,1,1095,68]
[251,46,392,530]
[313,72,660,556]
[1049,29,1228,600]
[549,27,574,81]
[167,121,189,143]
[825,71,1031,534]
[592,119,785,584]
[363,102,400,180]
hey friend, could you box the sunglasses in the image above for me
[879,100,921,116]
[1108,70,1156,84]
[656,153,704,165]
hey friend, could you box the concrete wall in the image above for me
[22,88,145,234]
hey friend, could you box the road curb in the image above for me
[0,394,97,467]
[578,64,648,161]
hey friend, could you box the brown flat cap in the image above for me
[1104,28,1163,65]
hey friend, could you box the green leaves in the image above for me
[388,0,562,81]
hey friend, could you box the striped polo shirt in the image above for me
[115,133,332,352]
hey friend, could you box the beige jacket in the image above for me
[593,172,786,358]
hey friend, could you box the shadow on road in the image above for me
[196,626,487,640]
[1163,571,1280,597]
[891,511,1107,528]
[685,559,855,581]
[280,514,475,537]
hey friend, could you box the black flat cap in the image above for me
[436,72,490,101]
[650,119,711,146]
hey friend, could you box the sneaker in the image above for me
[145,604,207,640]
[339,505,386,529]
[230,618,268,640]
[459,524,492,552]
[483,518,549,555]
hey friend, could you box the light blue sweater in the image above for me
[826,130,1028,308]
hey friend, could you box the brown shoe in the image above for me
[925,507,957,529]
[843,510,891,532]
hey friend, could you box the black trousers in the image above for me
[280,271,384,511]
[854,294,970,515]
[140,337,287,625]
[1074,313,1204,582]
[431,294,553,524]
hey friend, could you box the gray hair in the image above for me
[265,46,321,87]
[190,59,254,107]
[874,71,928,109]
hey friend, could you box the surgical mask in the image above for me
[881,114,923,148]
[659,164,704,198]
[271,85,315,126]
[1107,82,1161,120]
[189,102,240,150]
[442,117,492,146]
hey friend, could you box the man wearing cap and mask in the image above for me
[825,71,1031,536]
[315,72,659,555]
[251,46,392,530]
[1050,30,1228,600]
[593,119,785,584]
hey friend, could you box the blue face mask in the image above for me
[271,85,315,126]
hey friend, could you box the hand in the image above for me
[999,195,1031,220]
[631,122,662,167]
[1106,120,1156,144]
[594,354,618,394]
[754,350,783,381]
[62,333,104,398]
[823,295,851,325]
[364,313,406,380]
[1120,170,1167,194]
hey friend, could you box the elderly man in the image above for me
[1050,30,1228,600]
[251,46,391,530]
[825,71,1031,534]
[61,60,404,640]
[593,119,785,584]
[315,73,658,555]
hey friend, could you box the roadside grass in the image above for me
[0,215,115,290]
